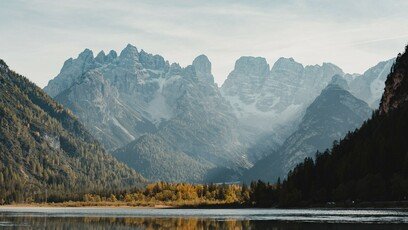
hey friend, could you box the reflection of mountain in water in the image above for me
[1,215,406,230]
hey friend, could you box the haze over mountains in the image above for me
[220,57,345,161]
[349,58,396,108]
[243,75,373,182]
[43,44,395,183]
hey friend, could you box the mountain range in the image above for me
[42,44,395,183]
[45,45,248,182]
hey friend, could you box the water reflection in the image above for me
[0,215,407,230]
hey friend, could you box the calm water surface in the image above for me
[0,207,407,229]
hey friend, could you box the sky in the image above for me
[1,0,408,87]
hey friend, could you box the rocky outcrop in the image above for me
[379,46,408,114]
[44,49,97,97]
[192,54,214,84]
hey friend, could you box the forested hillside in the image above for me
[0,60,145,203]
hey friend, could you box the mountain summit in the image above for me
[192,54,214,84]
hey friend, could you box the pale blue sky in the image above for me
[1,0,408,87]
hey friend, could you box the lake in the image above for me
[0,207,407,229]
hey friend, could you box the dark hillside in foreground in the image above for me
[0,60,145,203]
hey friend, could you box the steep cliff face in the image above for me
[192,54,214,84]
[45,45,248,182]
[44,49,98,97]
[51,45,163,151]
[221,57,270,105]
[0,59,145,202]
[379,47,408,114]
[222,57,343,121]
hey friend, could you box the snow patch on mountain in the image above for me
[349,58,395,108]
[145,77,173,123]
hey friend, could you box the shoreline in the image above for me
[1,203,408,211]
[0,203,173,209]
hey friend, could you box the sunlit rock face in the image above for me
[45,45,249,182]
[46,45,169,151]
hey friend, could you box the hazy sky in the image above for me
[1,0,408,87]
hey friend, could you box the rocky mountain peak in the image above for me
[322,62,341,69]
[139,49,167,71]
[44,48,97,97]
[74,48,95,68]
[119,44,139,60]
[192,54,214,84]
[107,50,118,61]
[117,44,142,70]
[95,51,106,64]
[379,45,408,114]
[168,63,182,76]
[271,57,303,73]
[193,55,211,75]
[234,56,270,76]
[78,48,94,60]
[321,62,345,76]
[95,50,118,65]
[220,56,270,104]
[328,74,349,90]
